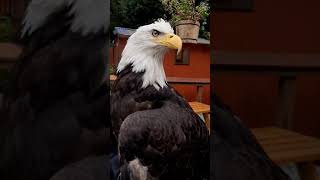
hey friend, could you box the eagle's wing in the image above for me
[212,97,290,180]
[7,22,108,111]
[118,101,209,179]
[21,0,109,37]
[49,155,109,180]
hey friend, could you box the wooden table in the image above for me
[0,43,22,69]
[110,75,210,102]
[252,127,320,180]
[189,101,210,133]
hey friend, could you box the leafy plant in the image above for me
[108,64,116,75]
[0,16,13,42]
[110,0,170,41]
[111,0,167,29]
[161,0,210,25]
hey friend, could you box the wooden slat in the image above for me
[255,132,312,141]
[0,43,22,59]
[110,75,210,85]
[252,127,308,139]
[188,101,210,114]
[258,136,315,146]
[0,43,22,69]
[268,147,320,164]
[166,77,210,84]
[203,113,210,134]
[251,127,320,165]
[262,141,320,153]
[213,51,320,68]
[189,102,210,133]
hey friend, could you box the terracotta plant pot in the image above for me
[175,20,200,44]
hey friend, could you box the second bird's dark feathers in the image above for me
[0,1,110,179]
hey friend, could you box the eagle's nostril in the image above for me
[169,35,174,38]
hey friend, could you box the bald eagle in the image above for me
[0,0,110,179]
[111,19,209,180]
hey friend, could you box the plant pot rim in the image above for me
[175,19,200,27]
[176,19,200,23]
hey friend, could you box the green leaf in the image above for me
[0,16,14,42]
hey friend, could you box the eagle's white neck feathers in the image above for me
[117,45,167,90]
[117,19,174,90]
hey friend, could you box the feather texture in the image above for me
[22,0,109,37]
[0,0,110,179]
[212,95,291,180]
[111,65,209,180]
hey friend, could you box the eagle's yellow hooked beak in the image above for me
[154,33,182,54]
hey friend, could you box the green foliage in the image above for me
[199,22,209,39]
[161,0,210,25]
[110,0,210,40]
[196,1,210,21]
[0,16,13,42]
[108,64,116,75]
[111,0,168,30]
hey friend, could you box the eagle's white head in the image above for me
[117,19,182,90]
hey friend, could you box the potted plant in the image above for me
[161,0,210,43]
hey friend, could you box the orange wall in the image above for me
[212,0,320,137]
[213,0,320,53]
[165,43,210,104]
[111,37,211,104]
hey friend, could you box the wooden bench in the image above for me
[189,101,210,133]
[0,43,22,69]
[252,127,320,180]
[166,77,210,103]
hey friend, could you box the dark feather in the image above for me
[212,95,290,180]
[0,0,110,179]
[49,155,109,180]
[111,64,209,180]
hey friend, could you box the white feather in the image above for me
[117,19,174,90]
[128,158,148,180]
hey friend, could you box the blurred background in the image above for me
[212,0,320,138]
[211,0,320,179]
[0,0,211,105]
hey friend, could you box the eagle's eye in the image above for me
[152,29,160,37]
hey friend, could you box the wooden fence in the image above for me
[0,0,27,20]
[0,0,12,16]
[212,50,320,138]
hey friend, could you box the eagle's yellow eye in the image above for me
[152,30,160,37]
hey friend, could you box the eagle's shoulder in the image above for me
[22,0,109,38]
[112,65,144,94]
